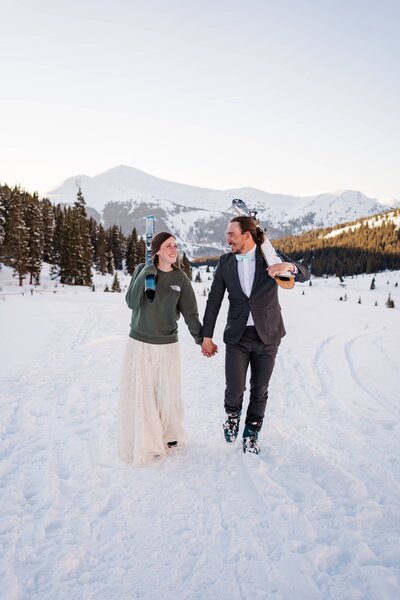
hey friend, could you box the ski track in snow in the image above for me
[1,272,400,599]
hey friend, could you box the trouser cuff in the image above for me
[245,415,263,432]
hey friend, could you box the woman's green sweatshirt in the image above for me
[125,263,203,345]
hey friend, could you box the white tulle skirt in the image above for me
[118,337,185,465]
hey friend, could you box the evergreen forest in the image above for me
[192,211,400,277]
[1,183,399,285]
[0,185,192,286]
[274,212,400,277]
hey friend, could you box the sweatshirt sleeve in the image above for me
[125,263,157,310]
[177,274,203,344]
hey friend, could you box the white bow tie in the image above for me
[236,253,254,262]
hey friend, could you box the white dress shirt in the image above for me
[237,246,297,326]
[236,245,257,326]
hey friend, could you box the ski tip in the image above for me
[232,198,258,219]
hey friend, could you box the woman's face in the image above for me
[157,236,178,265]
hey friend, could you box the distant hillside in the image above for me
[275,209,400,277]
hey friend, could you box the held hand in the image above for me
[267,262,294,278]
[210,342,218,356]
[143,263,157,276]
[201,337,218,358]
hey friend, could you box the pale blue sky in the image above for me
[1,0,399,200]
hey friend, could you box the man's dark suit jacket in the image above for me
[202,248,310,346]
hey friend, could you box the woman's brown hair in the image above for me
[151,232,181,269]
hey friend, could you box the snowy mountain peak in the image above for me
[46,165,397,256]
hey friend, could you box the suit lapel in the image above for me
[250,247,267,296]
[227,253,247,297]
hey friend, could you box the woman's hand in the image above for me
[143,263,157,276]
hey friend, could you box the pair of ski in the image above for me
[144,199,294,302]
[232,199,295,289]
[144,216,156,302]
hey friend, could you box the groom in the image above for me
[201,216,309,454]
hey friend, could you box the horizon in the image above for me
[1,163,397,207]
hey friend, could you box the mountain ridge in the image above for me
[46,165,397,257]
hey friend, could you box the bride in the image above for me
[118,232,215,465]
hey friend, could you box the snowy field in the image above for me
[1,264,399,600]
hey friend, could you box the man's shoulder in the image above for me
[219,252,233,264]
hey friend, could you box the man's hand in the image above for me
[201,337,218,358]
[267,262,294,278]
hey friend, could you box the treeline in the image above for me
[192,214,400,278]
[274,212,400,277]
[0,184,192,286]
[2,182,398,284]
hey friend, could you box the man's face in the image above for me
[226,222,246,254]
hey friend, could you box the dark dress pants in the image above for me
[224,326,279,430]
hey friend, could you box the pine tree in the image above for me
[69,189,93,285]
[95,224,108,275]
[112,272,121,292]
[25,193,44,284]
[126,227,139,275]
[50,204,64,280]
[56,191,93,286]
[385,294,395,308]
[7,187,30,285]
[0,185,13,261]
[41,198,54,264]
[107,225,124,271]
[195,271,202,282]
[370,277,376,290]
[137,237,146,265]
[88,217,98,263]
[59,207,75,283]
[106,248,114,275]
[0,186,8,249]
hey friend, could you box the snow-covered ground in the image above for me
[1,264,399,600]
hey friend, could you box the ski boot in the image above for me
[223,410,242,443]
[242,424,260,454]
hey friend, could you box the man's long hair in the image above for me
[229,216,264,245]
